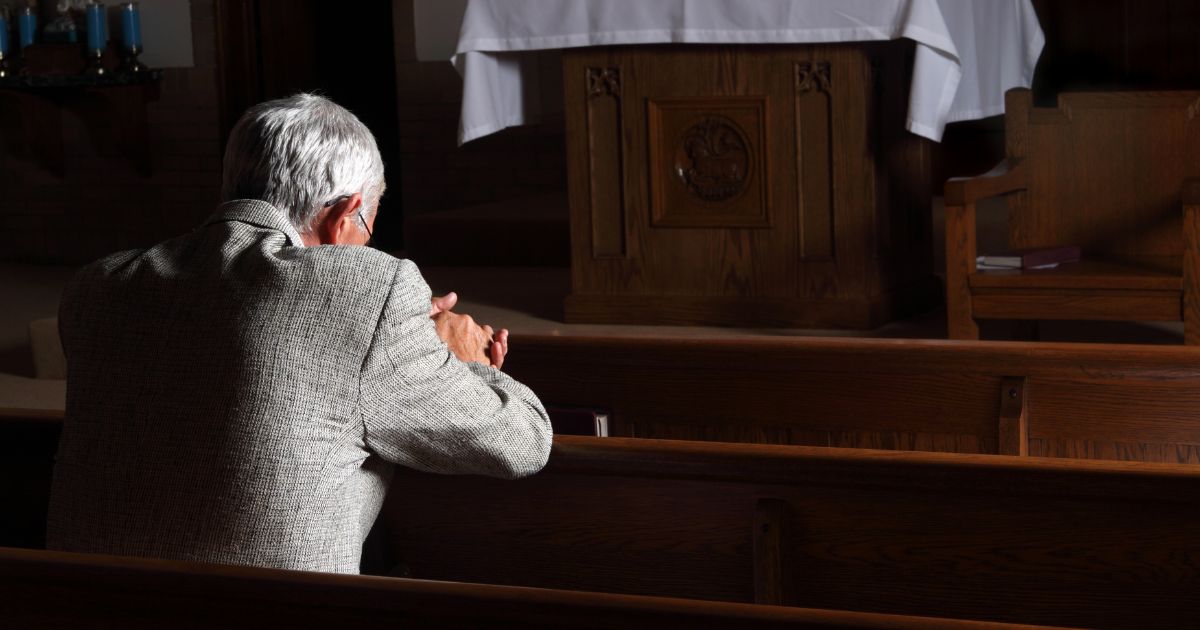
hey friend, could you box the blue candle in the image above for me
[120,2,141,50]
[18,7,35,49]
[85,2,107,53]
[0,12,9,58]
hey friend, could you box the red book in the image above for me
[976,246,1081,269]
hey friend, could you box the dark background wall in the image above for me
[1033,0,1200,98]
[216,0,404,248]
[0,0,223,264]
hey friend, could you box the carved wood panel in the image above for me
[563,42,935,327]
[647,97,769,228]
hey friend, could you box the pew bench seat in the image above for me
[0,547,1060,629]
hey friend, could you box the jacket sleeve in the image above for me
[358,259,552,479]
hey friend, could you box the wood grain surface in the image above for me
[945,89,1200,340]
[506,334,1200,463]
[563,43,935,328]
[383,436,1200,629]
[0,547,1068,629]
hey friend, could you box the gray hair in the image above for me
[221,93,386,234]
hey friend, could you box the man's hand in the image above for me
[432,311,509,370]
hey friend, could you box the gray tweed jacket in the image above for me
[46,199,552,574]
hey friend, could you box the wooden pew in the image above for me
[381,436,1200,629]
[507,335,1200,462]
[0,547,1057,629]
[13,335,1200,468]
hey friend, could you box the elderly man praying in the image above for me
[46,94,552,574]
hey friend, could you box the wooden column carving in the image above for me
[795,61,835,267]
[795,59,836,307]
[585,67,626,258]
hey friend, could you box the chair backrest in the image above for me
[383,436,1200,629]
[1007,89,1200,267]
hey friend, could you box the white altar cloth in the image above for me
[452,0,1044,144]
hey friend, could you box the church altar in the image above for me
[453,0,1043,327]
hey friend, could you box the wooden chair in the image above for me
[944,89,1200,343]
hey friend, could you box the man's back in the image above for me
[48,200,551,573]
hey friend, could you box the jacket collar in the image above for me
[204,199,307,247]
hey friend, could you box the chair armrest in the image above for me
[944,159,1028,206]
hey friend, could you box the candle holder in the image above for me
[17,7,35,50]
[118,3,145,74]
[120,43,146,74]
[0,6,9,78]
[82,1,107,76]
[84,47,106,77]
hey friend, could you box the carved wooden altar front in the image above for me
[563,42,939,328]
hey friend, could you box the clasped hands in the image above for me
[429,292,508,369]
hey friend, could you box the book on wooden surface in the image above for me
[976,245,1080,269]
[547,406,610,437]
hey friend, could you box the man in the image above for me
[46,94,552,574]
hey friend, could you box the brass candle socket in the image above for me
[120,44,147,74]
[84,47,107,77]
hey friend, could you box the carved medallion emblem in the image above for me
[674,117,751,202]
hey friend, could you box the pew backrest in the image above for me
[508,335,1200,462]
[383,436,1200,629]
[15,335,1200,467]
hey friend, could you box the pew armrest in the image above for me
[944,159,1028,206]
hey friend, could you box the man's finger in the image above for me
[492,329,509,369]
[429,291,458,316]
[490,339,505,370]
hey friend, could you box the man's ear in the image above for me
[309,193,364,245]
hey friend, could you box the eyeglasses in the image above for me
[358,207,373,240]
[323,195,373,243]
[322,195,351,208]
